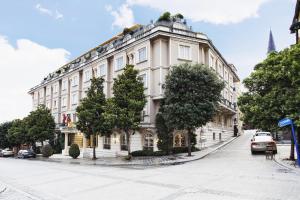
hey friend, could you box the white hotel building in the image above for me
[29,18,240,157]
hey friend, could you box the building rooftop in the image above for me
[29,17,239,93]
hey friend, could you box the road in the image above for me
[0,131,299,200]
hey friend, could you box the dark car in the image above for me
[17,150,36,158]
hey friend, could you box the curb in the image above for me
[162,136,239,166]
[25,136,239,168]
[0,184,7,194]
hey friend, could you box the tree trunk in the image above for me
[187,129,192,157]
[125,130,131,156]
[290,136,295,160]
[92,134,96,160]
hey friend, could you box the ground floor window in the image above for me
[120,133,128,151]
[143,132,154,151]
[174,133,186,147]
[103,136,111,149]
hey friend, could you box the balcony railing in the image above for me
[220,98,237,111]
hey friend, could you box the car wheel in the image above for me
[251,150,255,154]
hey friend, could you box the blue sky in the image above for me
[0,0,297,122]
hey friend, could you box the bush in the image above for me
[41,144,53,158]
[69,144,80,159]
[131,150,167,157]
[172,146,200,154]
[124,155,132,160]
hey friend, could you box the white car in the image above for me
[0,148,14,157]
[251,135,277,154]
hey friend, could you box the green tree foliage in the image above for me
[0,121,13,148]
[26,105,55,145]
[109,65,146,155]
[76,77,113,159]
[163,63,225,156]
[7,119,27,148]
[157,12,184,22]
[157,12,171,22]
[155,100,173,154]
[238,44,300,160]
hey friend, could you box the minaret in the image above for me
[267,29,276,54]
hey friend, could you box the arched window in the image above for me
[143,132,154,151]
[120,133,128,151]
[174,133,186,147]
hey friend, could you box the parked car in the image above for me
[17,149,36,159]
[0,148,14,157]
[251,135,277,154]
[252,131,271,139]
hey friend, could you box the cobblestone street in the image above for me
[1,131,300,200]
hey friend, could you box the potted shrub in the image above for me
[41,144,53,158]
[69,144,80,159]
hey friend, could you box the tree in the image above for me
[163,63,224,156]
[155,100,173,154]
[0,121,13,148]
[76,77,113,159]
[238,44,300,160]
[157,12,171,22]
[7,119,27,149]
[110,65,146,156]
[26,105,55,145]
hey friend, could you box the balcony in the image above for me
[219,98,237,114]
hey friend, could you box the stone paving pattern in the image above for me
[1,131,300,200]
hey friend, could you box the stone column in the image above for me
[64,133,69,155]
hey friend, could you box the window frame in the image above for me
[178,44,191,61]
[115,56,124,71]
[137,47,147,63]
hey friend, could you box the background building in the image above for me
[291,0,300,43]
[29,18,240,157]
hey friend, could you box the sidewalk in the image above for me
[35,136,238,168]
[274,144,299,170]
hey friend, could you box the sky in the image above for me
[0,0,297,123]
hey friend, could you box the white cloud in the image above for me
[35,4,64,20]
[0,35,70,123]
[55,10,64,20]
[106,4,135,28]
[127,0,271,24]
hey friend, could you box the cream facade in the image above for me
[29,19,240,157]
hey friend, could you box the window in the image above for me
[72,93,77,105]
[115,56,124,71]
[218,64,223,77]
[53,85,58,93]
[93,68,98,77]
[138,47,147,62]
[143,132,154,151]
[120,133,128,151]
[62,97,66,107]
[209,55,214,68]
[62,81,67,91]
[84,70,91,82]
[139,73,147,88]
[179,45,191,60]
[72,76,78,86]
[174,133,185,147]
[99,64,106,76]
[103,136,111,149]
[53,100,57,108]
[46,87,51,96]
[73,113,77,123]
[224,70,228,82]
